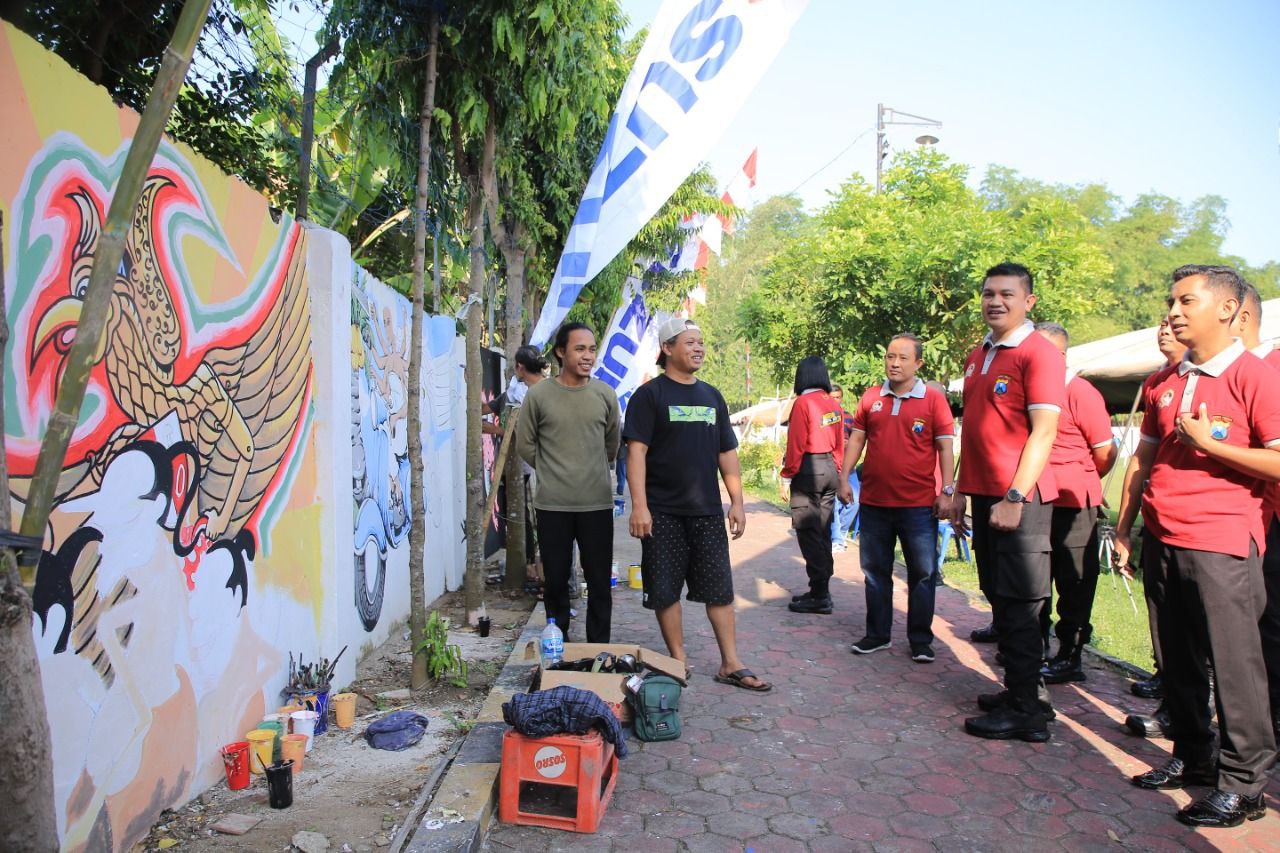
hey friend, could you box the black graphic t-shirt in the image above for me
[623,374,738,516]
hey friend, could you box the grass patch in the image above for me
[939,554,1153,671]
[744,482,789,512]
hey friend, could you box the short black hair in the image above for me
[792,356,832,395]
[552,322,594,366]
[1034,321,1069,346]
[830,382,843,394]
[1171,264,1247,307]
[514,345,548,373]
[889,332,924,360]
[984,262,1034,294]
[1242,282,1263,318]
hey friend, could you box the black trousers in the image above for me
[537,509,613,643]
[970,492,1052,700]
[1040,506,1101,651]
[1261,516,1280,713]
[1144,531,1276,794]
[790,453,839,598]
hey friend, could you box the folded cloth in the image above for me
[364,710,429,751]
[502,686,628,758]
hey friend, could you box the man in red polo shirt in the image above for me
[1114,265,1280,828]
[1034,323,1117,684]
[947,262,1065,743]
[1233,283,1280,740]
[838,333,955,662]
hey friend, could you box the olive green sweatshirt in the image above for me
[516,376,620,512]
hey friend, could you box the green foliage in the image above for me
[745,149,1114,389]
[415,611,468,687]
[737,439,783,489]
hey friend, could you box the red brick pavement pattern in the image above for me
[484,494,1280,851]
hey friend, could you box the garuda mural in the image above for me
[10,161,313,686]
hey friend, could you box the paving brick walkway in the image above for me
[484,494,1280,851]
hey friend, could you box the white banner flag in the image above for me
[592,277,666,415]
[529,0,808,346]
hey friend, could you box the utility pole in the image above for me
[874,103,942,194]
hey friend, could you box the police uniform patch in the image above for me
[1158,390,1174,409]
[1209,415,1232,441]
[821,411,841,427]
[965,363,975,378]
[912,418,926,434]
[871,400,884,413]
[993,375,1011,396]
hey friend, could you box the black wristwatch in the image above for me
[1004,488,1026,504]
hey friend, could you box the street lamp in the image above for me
[875,103,943,193]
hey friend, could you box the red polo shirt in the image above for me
[1049,375,1114,509]
[958,322,1067,500]
[853,380,955,507]
[781,390,845,479]
[1254,344,1280,522]
[1139,342,1280,558]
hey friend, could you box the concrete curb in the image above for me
[402,603,543,852]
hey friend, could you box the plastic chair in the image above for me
[937,519,971,573]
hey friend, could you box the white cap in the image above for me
[657,317,700,343]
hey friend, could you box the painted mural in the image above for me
[1,25,325,852]
[1,24,471,851]
[350,267,411,631]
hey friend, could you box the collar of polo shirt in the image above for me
[879,378,926,399]
[1252,341,1275,359]
[1177,338,1245,378]
[981,319,1035,349]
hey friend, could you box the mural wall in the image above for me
[1,24,467,852]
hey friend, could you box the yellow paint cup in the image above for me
[331,692,357,729]
[628,564,643,589]
[245,729,276,775]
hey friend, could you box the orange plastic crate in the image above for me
[498,728,618,833]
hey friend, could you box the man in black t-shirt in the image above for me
[624,318,771,692]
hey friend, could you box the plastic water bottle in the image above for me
[610,560,619,588]
[540,619,564,668]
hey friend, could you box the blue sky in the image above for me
[621,0,1279,266]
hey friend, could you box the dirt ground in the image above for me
[137,587,535,853]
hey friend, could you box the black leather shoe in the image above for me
[791,591,822,603]
[1131,672,1163,700]
[1131,757,1216,790]
[1176,789,1266,828]
[787,596,833,614]
[970,623,999,643]
[976,689,1056,720]
[1124,703,1173,739]
[1041,653,1086,684]
[964,705,1050,743]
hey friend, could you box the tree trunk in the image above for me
[2,4,212,847]
[462,116,499,624]
[407,15,439,691]
[501,227,528,591]
[0,211,58,853]
[462,179,487,623]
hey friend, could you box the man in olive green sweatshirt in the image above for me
[517,322,621,641]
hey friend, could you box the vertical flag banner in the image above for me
[592,277,664,414]
[529,0,808,347]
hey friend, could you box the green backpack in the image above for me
[628,674,683,742]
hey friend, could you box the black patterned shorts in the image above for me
[641,512,735,610]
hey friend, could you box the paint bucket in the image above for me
[331,692,357,729]
[278,703,304,722]
[256,719,284,763]
[245,729,276,774]
[628,564,643,589]
[220,741,251,790]
[291,710,320,752]
[295,690,331,736]
[281,733,307,772]
[265,760,294,809]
